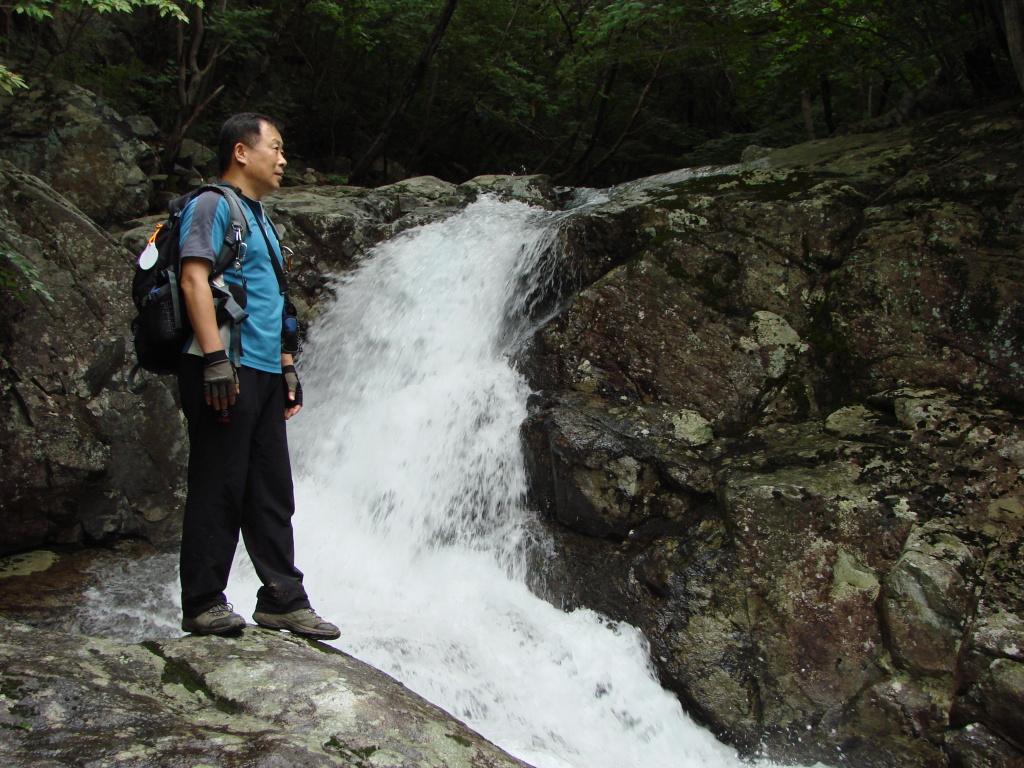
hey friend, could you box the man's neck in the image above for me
[220,171,262,201]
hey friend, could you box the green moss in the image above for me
[0,677,35,724]
[141,642,243,715]
[693,258,742,312]
[649,168,826,206]
[303,636,347,656]
[643,230,679,250]
[324,737,379,766]
[0,678,26,701]
[446,733,473,747]
[641,235,690,283]
[663,257,688,282]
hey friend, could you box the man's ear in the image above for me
[233,141,248,167]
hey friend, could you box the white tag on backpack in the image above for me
[137,241,158,270]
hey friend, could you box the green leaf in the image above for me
[0,66,28,94]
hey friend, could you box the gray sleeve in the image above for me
[179,192,229,264]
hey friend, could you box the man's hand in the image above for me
[203,350,238,411]
[283,363,302,420]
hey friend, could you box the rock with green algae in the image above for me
[0,617,532,768]
[520,101,1024,768]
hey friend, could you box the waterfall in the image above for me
[231,195,794,768]
[82,194,809,768]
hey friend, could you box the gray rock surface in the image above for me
[0,617,531,768]
[0,160,184,555]
[3,77,1023,768]
[520,102,1024,767]
[0,75,156,224]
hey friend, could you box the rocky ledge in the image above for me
[0,614,530,768]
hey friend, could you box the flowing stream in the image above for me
[86,192,810,768]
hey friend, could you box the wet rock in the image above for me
[0,618,531,768]
[522,397,660,539]
[881,522,980,677]
[946,723,1024,768]
[522,102,1024,767]
[458,174,557,208]
[0,541,161,634]
[3,81,1024,768]
[975,660,1024,745]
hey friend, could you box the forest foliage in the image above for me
[2,0,1022,187]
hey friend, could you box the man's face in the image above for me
[241,121,286,198]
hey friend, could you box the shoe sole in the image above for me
[181,620,246,636]
[253,616,340,640]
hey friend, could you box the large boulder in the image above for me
[0,161,185,555]
[520,102,1024,767]
[0,75,156,224]
[0,617,531,768]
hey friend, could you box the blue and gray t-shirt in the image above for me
[179,187,285,374]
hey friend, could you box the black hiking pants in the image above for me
[178,355,310,619]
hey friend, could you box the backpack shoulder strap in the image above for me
[169,184,250,278]
[204,185,250,278]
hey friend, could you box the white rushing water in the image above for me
[83,193,809,768]
[232,195,798,768]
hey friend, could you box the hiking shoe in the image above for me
[252,608,340,640]
[181,603,246,636]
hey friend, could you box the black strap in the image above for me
[251,205,289,296]
[127,362,146,394]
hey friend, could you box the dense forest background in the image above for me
[3,0,1024,188]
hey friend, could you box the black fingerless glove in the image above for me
[283,363,303,407]
[203,350,237,401]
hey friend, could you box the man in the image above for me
[176,112,338,639]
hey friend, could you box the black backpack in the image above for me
[128,184,250,391]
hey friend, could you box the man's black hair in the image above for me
[218,112,285,175]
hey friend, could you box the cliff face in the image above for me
[0,76,156,225]
[519,103,1024,767]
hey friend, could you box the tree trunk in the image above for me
[238,0,312,109]
[581,55,663,183]
[533,70,608,175]
[162,2,229,175]
[1003,0,1024,93]
[350,0,460,185]
[550,62,619,183]
[801,89,816,140]
[877,78,893,115]
[819,75,834,135]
